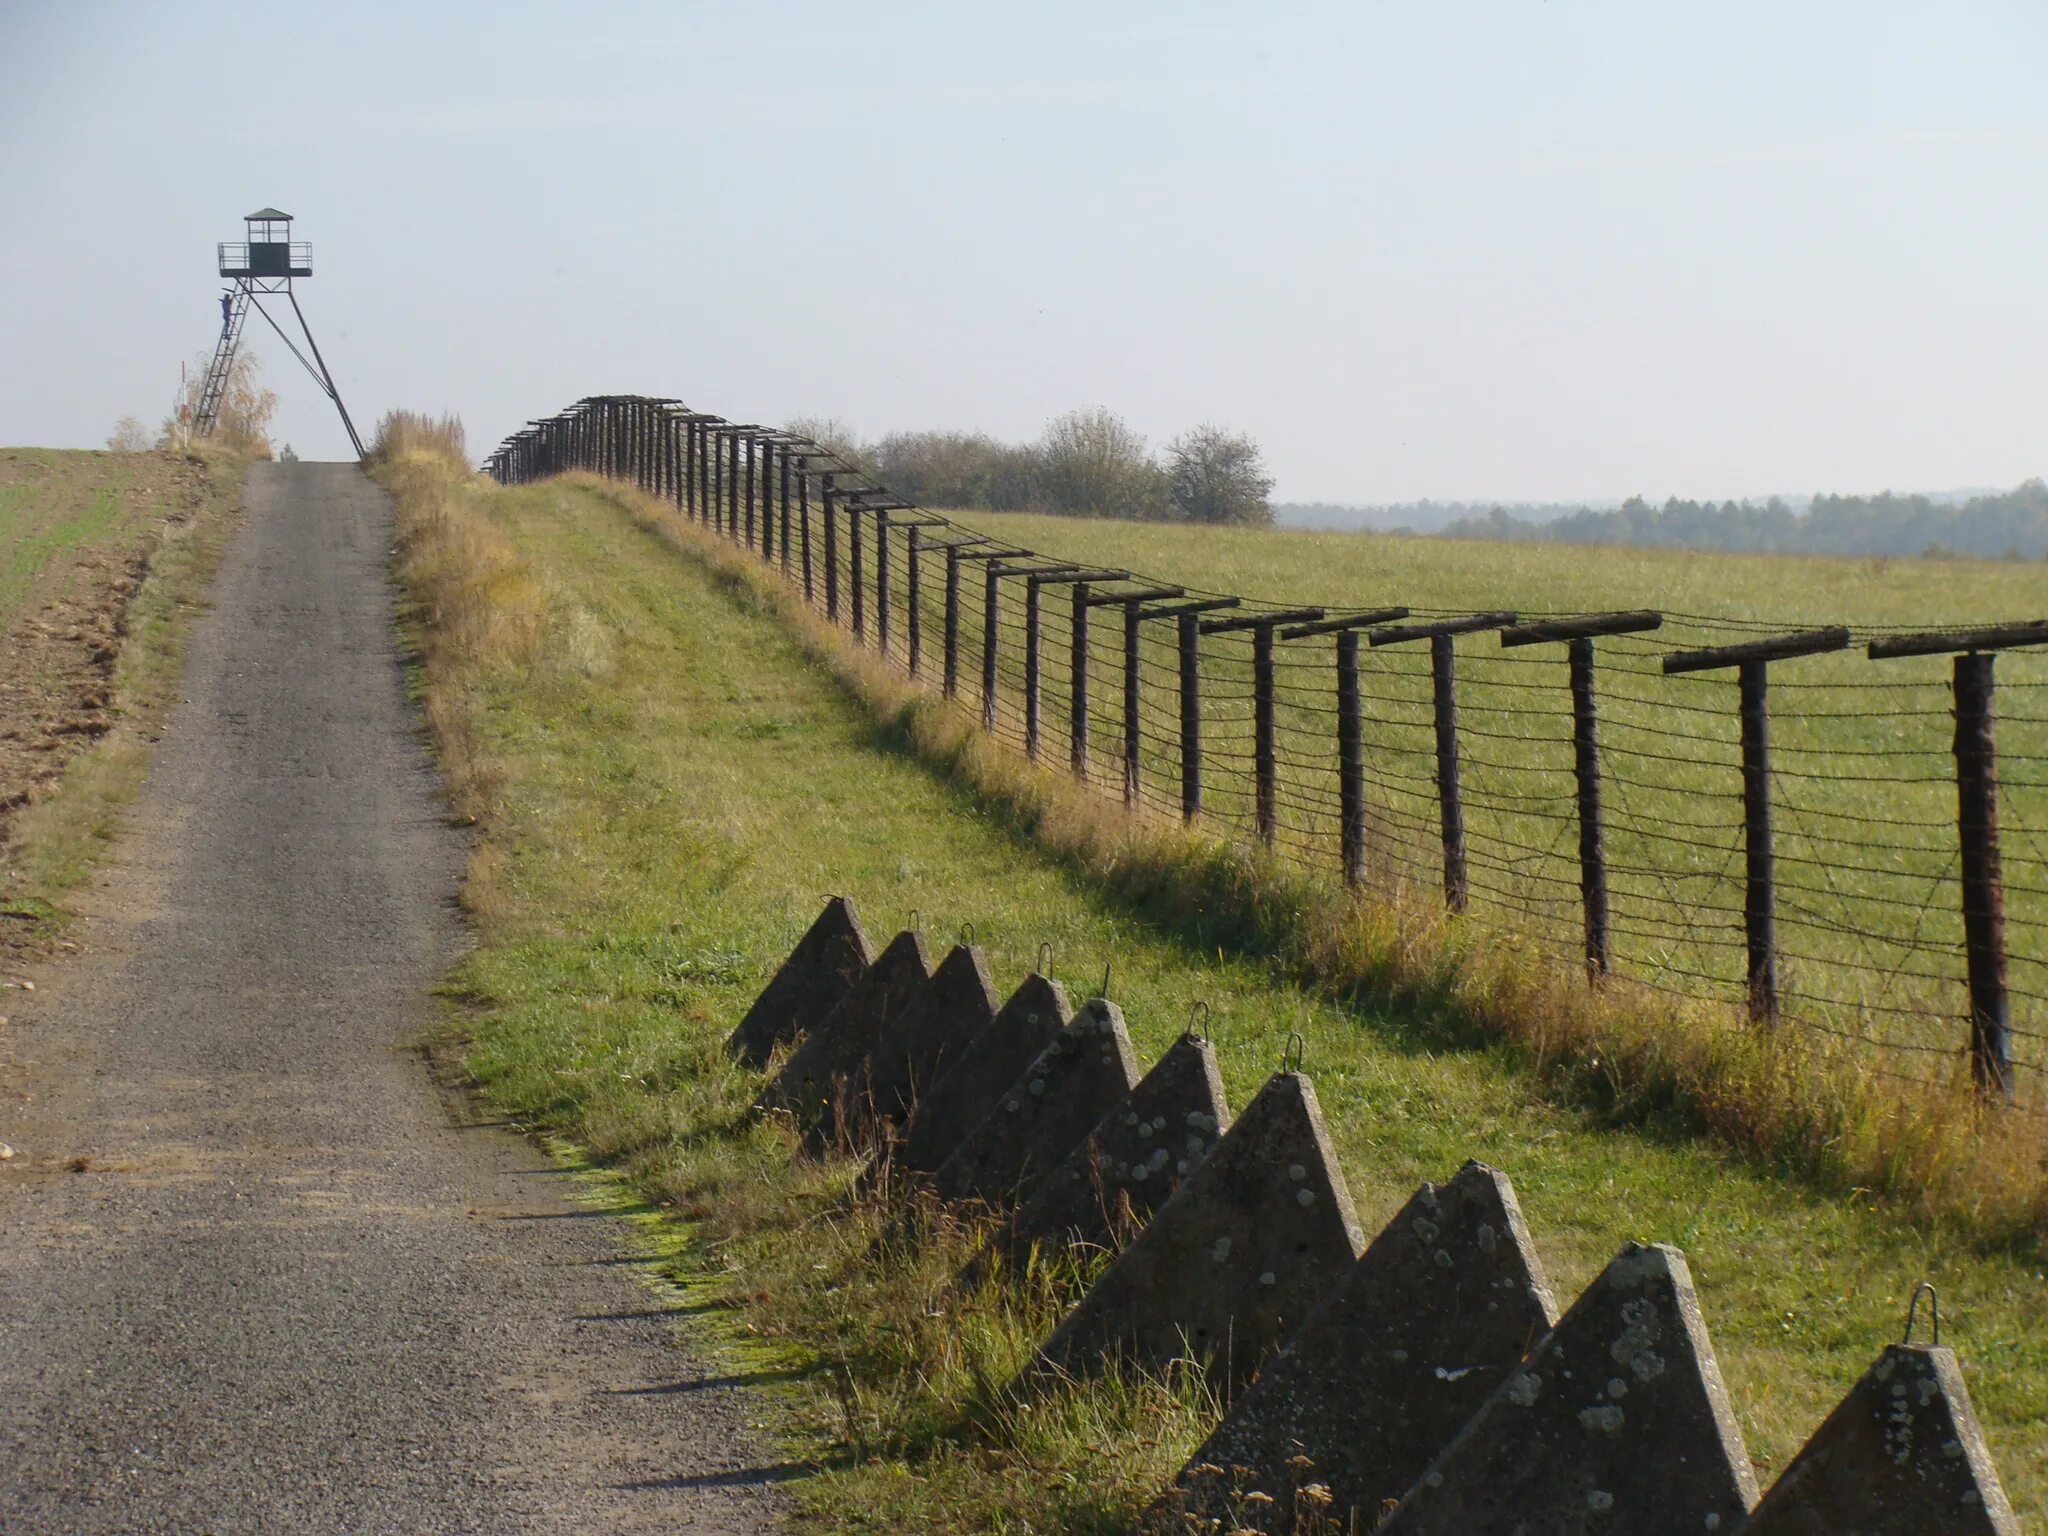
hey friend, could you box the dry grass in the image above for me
[587,474,2048,1250]
[378,447,543,822]
[371,410,468,465]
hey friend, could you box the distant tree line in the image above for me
[1437,482,2048,560]
[783,408,1275,526]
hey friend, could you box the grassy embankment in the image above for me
[381,441,2045,1534]
[0,447,242,938]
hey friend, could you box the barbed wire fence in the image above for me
[482,394,2048,1111]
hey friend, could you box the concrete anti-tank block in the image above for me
[1378,1241,1758,1536]
[931,999,1140,1209]
[1139,1159,1557,1535]
[861,943,999,1131]
[1020,1070,1365,1397]
[895,974,1073,1177]
[725,896,874,1068]
[755,929,931,1139]
[991,1031,1231,1263]
[1734,1343,2018,1535]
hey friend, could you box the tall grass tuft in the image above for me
[376,430,546,922]
[371,409,468,465]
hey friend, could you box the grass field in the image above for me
[385,451,2046,1533]
[854,508,2048,1099]
[0,447,241,945]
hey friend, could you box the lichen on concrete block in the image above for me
[1020,1070,1364,1397]
[1378,1241,1757,1536]
[1735,1343,2018,1535]
[992,1031,1231,1264]
[725,895,873,1068]
[1141,1159,1557,1534]
[931,998,1139,1209]
[894,973,1073,1177]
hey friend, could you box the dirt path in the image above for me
[0,463,786,1535]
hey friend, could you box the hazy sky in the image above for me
[3,1,2043,502]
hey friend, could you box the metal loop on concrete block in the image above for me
[1903,1280,1941,1346]
[1186,1000,1211,1044]
[1038,941,1054,975]
[1282,1032,1306,1073]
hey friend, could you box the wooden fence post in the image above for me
[1020,568,1123,767]
[943,544,999,703]
[1955,653,2012,1101]
[1372,613,1517,913]
[983,563,1003,732]
[821,474,840,622]
[1070,584,1090,777]
[1339,632,1365,885]
[907,529,924,677]
[1200,609,1324,847]
[1025,578,1043,758]
[779,447,793,573]
[849,502,865,643]
[1869,620,2048,1099]
[1501,611,1663,976]
[873,508,889,653]
[1665,626,1851,1025]
[798,462,814,600]
[710,429,725,533]
[945,546,963,697]
[683,419,698,519]
[1179,614,1202,823]
[757,440,774,562]
[1281,609,1411,888]
[1123,602,1142,806]
[728,432,742,540]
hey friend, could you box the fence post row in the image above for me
[481,400,2041,1102]
[1501,612,1664,975]
[1664,627,1852,1026]
[1369,613,1517,913]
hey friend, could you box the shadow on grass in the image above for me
[608,1365,819,1396]
[612,1461,818,1492]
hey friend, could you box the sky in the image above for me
[1,1,2043,504]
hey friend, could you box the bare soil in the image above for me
[0,449,212,958]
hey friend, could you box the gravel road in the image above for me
[0,463,787,1534]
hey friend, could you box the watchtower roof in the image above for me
[246,207,292,222]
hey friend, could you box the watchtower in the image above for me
[220,207,312,281]
[193,207,363,458]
